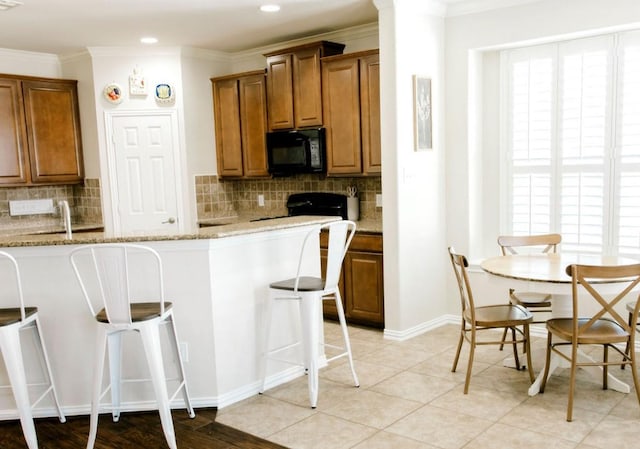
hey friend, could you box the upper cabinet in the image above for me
[264,41,345,131]
[322,50,381,176]
[0,75,84,186]
[211,70,269,178]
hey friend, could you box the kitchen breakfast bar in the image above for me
[0,216,344,420]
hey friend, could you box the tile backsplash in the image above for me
[195,174,382,221]
[0,174,380,232]
[0,178,103,231]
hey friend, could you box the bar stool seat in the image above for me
[70,243,195,449]
[260,220,359,408]
[0,251,65,449]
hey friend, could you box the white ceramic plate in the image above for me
[155,83,175,103]
[103,83,123,104]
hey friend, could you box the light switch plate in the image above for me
[9,199,55,216]
[376,194,383,208]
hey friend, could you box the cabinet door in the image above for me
[22,79,84,184]
[0,78,29,184]
[322,57,362,175]
[266,53,294,130]
[360,54,381,175]
[344,251,384,327]
[293,47,324,128]
[212,78,244,177]
[239,74,269,177]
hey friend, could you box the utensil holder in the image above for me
[347,197,359,221]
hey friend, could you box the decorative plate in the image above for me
[155,83,175,103]
[103,83,123,104]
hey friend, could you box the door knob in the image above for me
[162,217,176,224]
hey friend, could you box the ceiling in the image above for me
[0,0,538,56]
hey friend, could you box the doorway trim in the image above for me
[103,109,186,236]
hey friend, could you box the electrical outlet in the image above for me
[376,194,383,208]
[258,194,265,207]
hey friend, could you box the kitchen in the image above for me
[0,0,389,426]
[2,0,640,447]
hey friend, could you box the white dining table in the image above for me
[480,252,639,396]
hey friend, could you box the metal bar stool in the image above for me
[260,220,359,408]
[69,243,195,449]
[0,250,65,449]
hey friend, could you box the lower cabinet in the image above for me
[321,231,384,328]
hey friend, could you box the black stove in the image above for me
[286,192,348,220]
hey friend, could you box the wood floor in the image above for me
[0,408,288,449]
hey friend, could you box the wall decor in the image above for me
[103,83,123,104]
[413,75,432,151]
[155,83,175,104]
[128,67,147,96]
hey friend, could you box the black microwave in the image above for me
[266,128,326,176]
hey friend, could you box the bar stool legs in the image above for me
[0,315,65,449]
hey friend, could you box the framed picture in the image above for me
[129,67,147,96]
[413,75,432,151]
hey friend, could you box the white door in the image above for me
[109,113,181,236]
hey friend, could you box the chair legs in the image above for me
[262,290,359,408]
[88,315,193,449]
[0,327,39,449]
[0,317,65,449]
[332,291,359,388]
[140,324,178,449]
[87,326,108,449]
[453,322,534,394]
[299,294,321,408]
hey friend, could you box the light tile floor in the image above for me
[216,322,640,449]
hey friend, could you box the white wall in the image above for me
[445,0,640,315]
[0,49,60,78]
[375,0,448,338]
[60,52,100,178]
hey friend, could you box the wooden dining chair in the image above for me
[539,263,640,421]
[448,247,535,394]
[623,300,640,368]
[497,233,561,349]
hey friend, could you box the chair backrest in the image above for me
[448,247,476,323]
[69,243,165,324]
[294,220,356,292]
[498,233,562,256]
[566,263,640,339]
[0,250,27,321]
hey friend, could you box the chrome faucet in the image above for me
[58,200,72,239]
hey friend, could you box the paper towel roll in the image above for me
[347,197,359,221]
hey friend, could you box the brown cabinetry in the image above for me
[322,50,381,176]
[265,41,345,130]
[321,231,384,328]
[0,75,84,186]
[211,70,269,178]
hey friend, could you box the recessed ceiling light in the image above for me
[260,4,280,13]
[0,0,22,11]
[140,37,158,44]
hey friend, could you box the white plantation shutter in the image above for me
[616,31,640,255]
[504,32,640,256]
[558,37,612,253]
[506,46,555,237]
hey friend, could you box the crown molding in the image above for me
[445,0,542,17]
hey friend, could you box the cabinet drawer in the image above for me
[320,230,382,252]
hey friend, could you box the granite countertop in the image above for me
[198,215,382,234]
[0,216,344,248]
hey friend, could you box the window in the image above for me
[503,31,640,256]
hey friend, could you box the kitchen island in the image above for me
[0,216,339,419]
